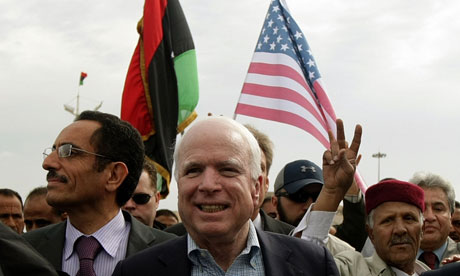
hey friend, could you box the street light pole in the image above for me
[372,152,386,182]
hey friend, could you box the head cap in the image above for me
[274,160,323,194]
[365,179,425,214]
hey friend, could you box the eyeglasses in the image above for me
[276,190,320,203]
[131,193,152,205]
[43,144,110,160]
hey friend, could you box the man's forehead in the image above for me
[423,187,449,204]
[54,120,100,144]
[0,195,21,205]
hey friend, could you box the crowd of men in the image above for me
[1,110,459,275]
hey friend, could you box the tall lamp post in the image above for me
[372,152,386,182]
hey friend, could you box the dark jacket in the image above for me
[113,229,339,276]
[23,211,176,273]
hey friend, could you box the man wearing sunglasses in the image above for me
[273,159,367,254]
[23,111,176,276]
[123,160,163,229]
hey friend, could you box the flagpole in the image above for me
[76,84,80,117]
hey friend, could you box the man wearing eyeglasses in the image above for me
[272,159,368,253]
[123,160,163,229]
[23,111,176,276]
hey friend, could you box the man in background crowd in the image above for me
[23,187,66,232]
[273,159,367,252]
[0,188,24,234]
[123,160,163,229]
[410,172,460,269]
[155,209,179,228]
[448,201,460,242]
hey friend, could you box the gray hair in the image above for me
[409,171,455,214]
[174,117,262,181]
[367,208,424,229]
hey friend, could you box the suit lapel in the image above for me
[257,230,304,276]
[157,236,190,275]
[123,211,158,257]
[40,221,66,270]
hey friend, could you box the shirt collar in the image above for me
[391,266,418,276]
[187,220,261,264]
[253,212,263,231]
[64,209,127,260]
[416,240,448,261]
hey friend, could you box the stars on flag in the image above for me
[256,1,321,82]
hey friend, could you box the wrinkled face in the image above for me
[274,183,322,226]
[123,171,159,227]
[368,202,422,273]
[42,120,108,212]
[24,195,63,232]
[177,121,260,245]
[421,187,451,251]
[155,214,178,228]
[0,195,24,234]
[449,208,460,242]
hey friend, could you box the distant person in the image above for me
[113,117,339,276]
[449,201,460,242]
[0,188,24,234]
[23,111,176,275]
[0,222,58,276]
[155,209,179,228]
[23,187,66,232]
[261,193,278,219]
[410,172,460,269]
[123,160,162,229]
[272,159,366,253]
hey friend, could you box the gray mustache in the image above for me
[390,235,414,246]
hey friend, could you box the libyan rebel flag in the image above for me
[121,0,199,198]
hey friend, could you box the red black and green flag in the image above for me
[80,72,88,85]
[121,0,199,198]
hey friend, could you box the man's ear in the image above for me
[272,194,278,208]
[366,224,374,243]
[106,162,128,192]
[154,191,161,209]
[253,175,262,206]
[264,177,270,194]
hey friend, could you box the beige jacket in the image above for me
[334,251,430,276]
[440,237,460,266]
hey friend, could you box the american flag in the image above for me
[235,0,337,148]
[235,0,366,190]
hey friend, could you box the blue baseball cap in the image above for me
[274,159,324,194]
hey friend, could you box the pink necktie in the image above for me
[421,251,437,270]
[75,236,102,276]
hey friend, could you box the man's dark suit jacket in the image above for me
[165,209,294,236]
[0,222,58,276]
[23,211,176,273]
[421,262,460,275]
[113,229,339,276]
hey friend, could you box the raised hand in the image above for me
[313,119,362,211]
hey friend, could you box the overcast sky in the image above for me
[1,0,460,211]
